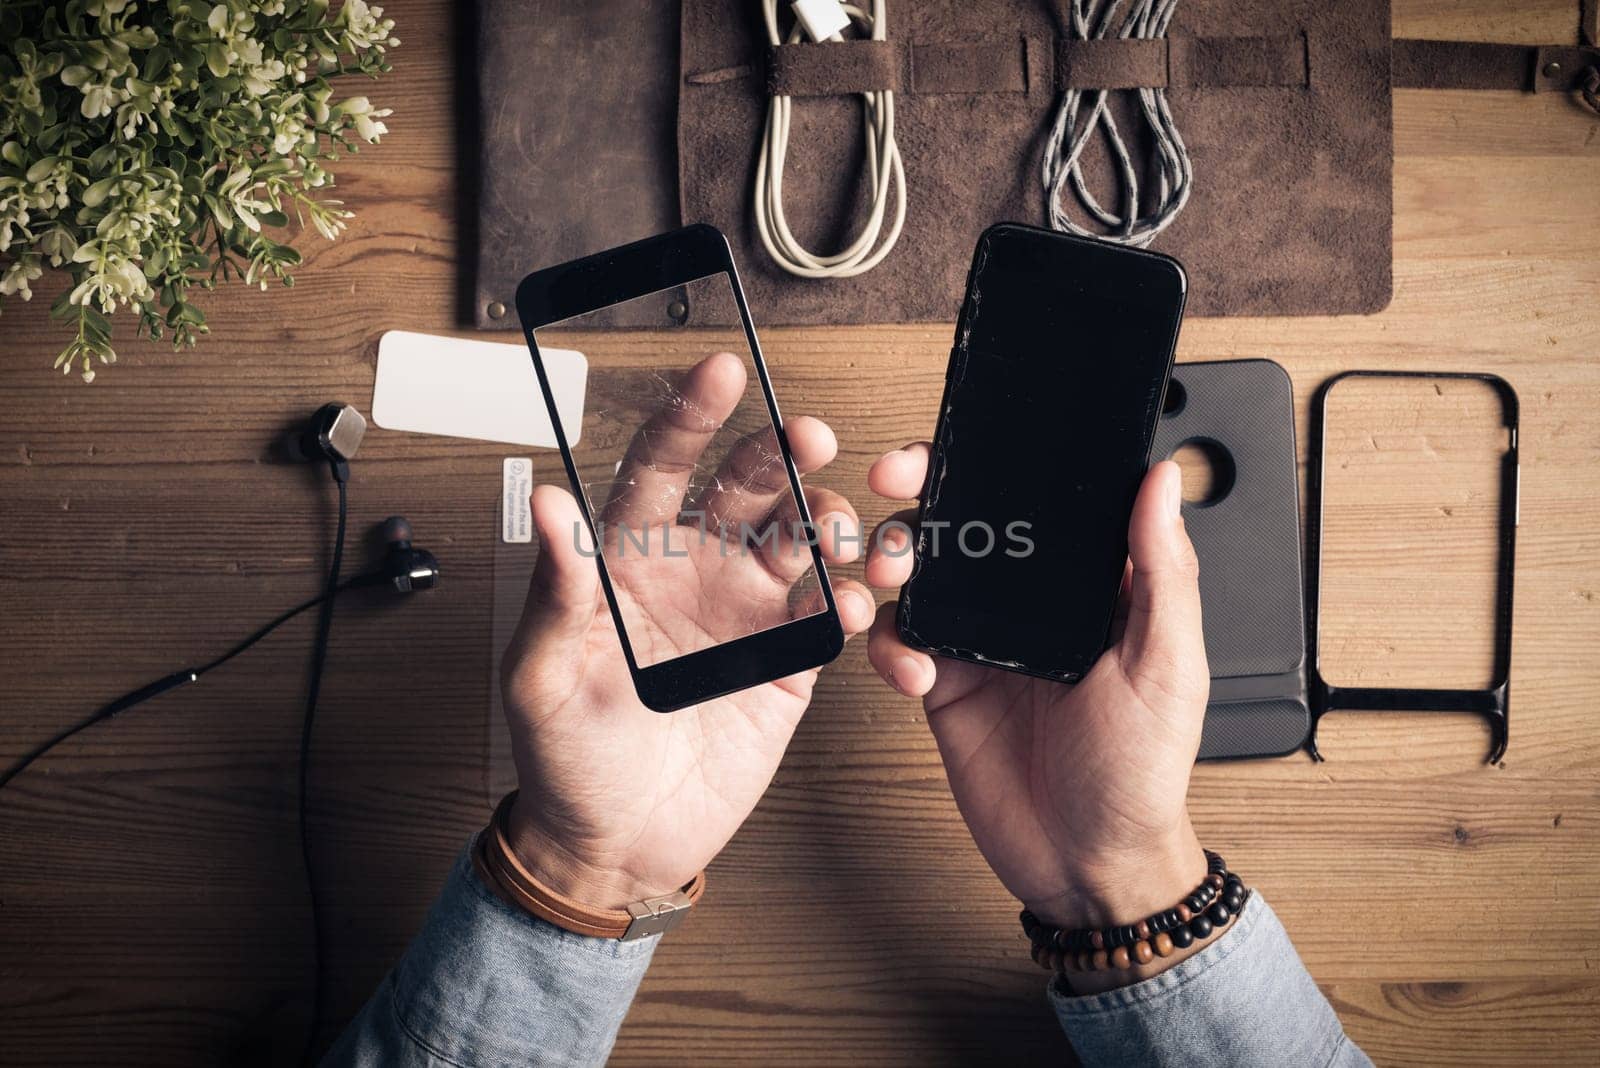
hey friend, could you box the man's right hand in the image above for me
[864,448,1213,987]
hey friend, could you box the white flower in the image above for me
[337,96,392,142]
[339,1,397,52]
[0,255,43,300]
[38,225,79,266]
[0,180,31,251]
[215,165,274,233]
[61,64,131,120]
[68,240,153,313]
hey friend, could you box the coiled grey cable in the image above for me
[755,0,906,278]
[1042,0,1193,247]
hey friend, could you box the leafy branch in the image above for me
[0,0,398,380]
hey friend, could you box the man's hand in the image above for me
[500,353,874,910]
[865,446,1211,959]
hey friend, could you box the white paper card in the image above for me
[372,330,587,447]
[502,457,534,544]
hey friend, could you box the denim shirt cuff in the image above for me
[387,841,659,1067]
[1048,893,1368,1068]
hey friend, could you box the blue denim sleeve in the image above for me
[323,840,657,1068]
[1050,893,1371,1068]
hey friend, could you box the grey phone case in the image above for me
[1151,360,1310,759]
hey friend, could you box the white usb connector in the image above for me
[790,0,851,42]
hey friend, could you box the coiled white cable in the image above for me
[1042,0,1193,247]
[754,0,907,279]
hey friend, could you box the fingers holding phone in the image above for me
[860,226,1212,977]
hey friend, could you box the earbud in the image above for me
[352,516,440,593]
[286,402,367,481]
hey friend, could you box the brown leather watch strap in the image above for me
[473,792,706,941]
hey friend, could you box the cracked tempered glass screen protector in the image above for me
[1316,375,1507,689]
[530,273,824,672]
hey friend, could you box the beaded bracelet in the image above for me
[1020,850,1250,974]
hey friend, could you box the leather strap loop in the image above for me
[1055,37,1166,89]
[766,39,902,95]
[765,38,1028,96]
[1054,34,1309,90]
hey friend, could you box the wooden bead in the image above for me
[1135,919,1151,940]
[1133,940,1154,965]
[1171,924,1195,949]
[1089,929,1104,950]
[1078,951,1095,972]
[1110,946,1132,969]
[1153,932,1175,957]
[1176,903,1192,922]
[1091,950,1109,970]
[1206,873,1225,889]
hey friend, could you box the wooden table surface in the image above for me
[2,2,1596,1064]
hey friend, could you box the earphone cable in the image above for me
[0,469,350,1064]
[298,466,348,1065]
[0,581,354,795]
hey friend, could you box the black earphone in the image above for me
[355,515,441,593]
[0,403,439,1065]
[286,401,368,481]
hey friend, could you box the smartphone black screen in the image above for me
[898,223,1186,681]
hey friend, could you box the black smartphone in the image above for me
[897,222,1187,682]
[516,224,844,711]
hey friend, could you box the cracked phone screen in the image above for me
[531,273,823,669]
[1317,376,1508,690]
[900,227,1184,682]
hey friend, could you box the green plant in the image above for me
[0,0,397,381]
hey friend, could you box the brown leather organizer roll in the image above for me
[679,0,1392,323]
[469,1,1599,328]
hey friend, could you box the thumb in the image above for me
[513,484,600,651]
[1118,460,1208,699]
